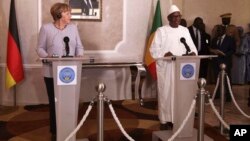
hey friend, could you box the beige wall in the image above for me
[0,0,42,105]
[1,0,250,64]
[0,0,39,65]
[0,0,153,105]
[0,0,250,105]
[42,0,123,51]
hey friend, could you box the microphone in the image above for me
[63,36,72,57]
[180,37,191,54]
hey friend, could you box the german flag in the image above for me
[5,0,24,89]
[144,0,162,80]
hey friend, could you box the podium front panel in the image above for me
[173,57,200,138]
[155,56,216,139]
[52,60,82,141]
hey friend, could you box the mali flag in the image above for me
[5,0,24,89]
[144,0,162,80]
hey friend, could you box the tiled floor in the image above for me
[204,84,250,139]
[0,84,249,141]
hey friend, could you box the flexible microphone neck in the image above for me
[62,36,73,57]
[180,37,191,53]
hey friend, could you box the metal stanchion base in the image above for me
[214,126,230,137]
[152,128,213,141]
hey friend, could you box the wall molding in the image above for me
[0,63,42,68]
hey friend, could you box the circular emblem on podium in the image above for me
[182,64,194,78]
[59,67,75,83]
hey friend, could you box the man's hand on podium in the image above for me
[215,50,225,56]
[188,52,196,56]
[182,52,196,56]
[164,52,173,57]
[209,48,225,56]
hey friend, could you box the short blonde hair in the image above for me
[50,3,71,21]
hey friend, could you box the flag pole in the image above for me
[14,86,17,106]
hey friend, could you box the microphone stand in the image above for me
[183,51,190,56]
[62,54,73,58]
[62,36,73,58]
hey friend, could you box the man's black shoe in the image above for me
[166,122,173,129]
[160,122,173,130]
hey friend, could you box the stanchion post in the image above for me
[96,83,106,141]
[197,78,207,141]
[219,64,226,134]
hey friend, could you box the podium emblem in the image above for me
[180,63,195,80]
[57,66,77,85]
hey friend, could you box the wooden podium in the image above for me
[42,57,89,141]
[152,55,215,141]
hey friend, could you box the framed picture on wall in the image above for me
[66,0,102,21]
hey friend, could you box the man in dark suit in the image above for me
[188,17,203,51]
[69,0,93,16]
[180,18,187,27]
[199,23,211,78]
[188,17,210,78]
[70,0,99,16]
[210,25,236,101]
[81,0,93,16]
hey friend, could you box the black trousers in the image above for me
[199,59,209,79]
[44,77,56,135]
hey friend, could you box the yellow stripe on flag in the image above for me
[145,32,155,65]
[6,68,16,89]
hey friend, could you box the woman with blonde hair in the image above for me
[37,2,84,140]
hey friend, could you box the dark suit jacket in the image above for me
[211,35,236,69]
[200,31,211,55]
[81,0,91,15]
[188,26,197,46]
[188,26,210,55]
[69,0,92,15]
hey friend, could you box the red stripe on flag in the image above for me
[144,32,157,80]
[147,62,157,80]
[7,32,24,83]
[145,32,155,65]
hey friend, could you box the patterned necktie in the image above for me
[195,29,199,47]
[217,37,222,47]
